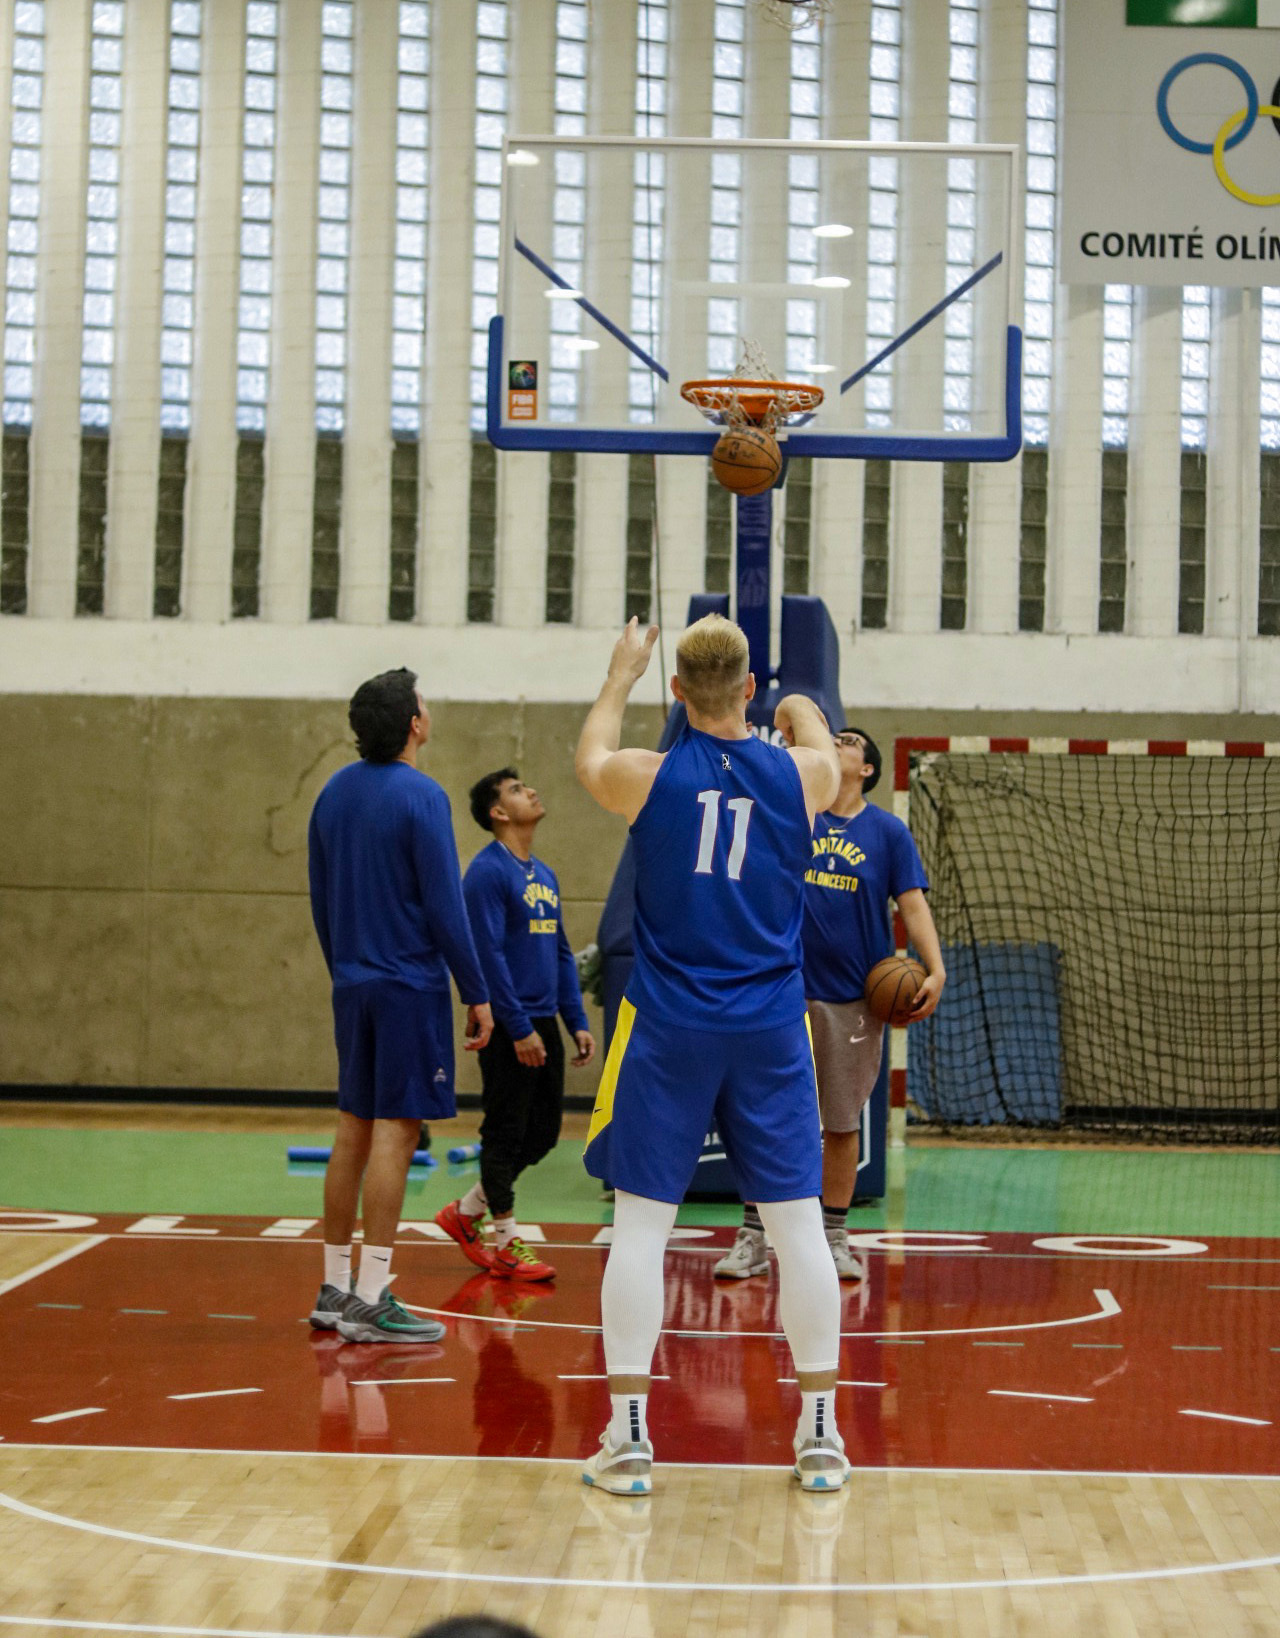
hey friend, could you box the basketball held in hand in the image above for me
[864,955,928,1025]
[711,427,783,496]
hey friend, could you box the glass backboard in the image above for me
[489,136,1022,462]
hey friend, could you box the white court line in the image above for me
[418,1287,1122,1342]
[2,1483,1279,1596]
[1180,1409,1272,1428]
[6,1229,1280,1290]
[558,1374,670,1381]
[349,1378,454,1387]
[989,1390,1094,1405]
[0,1618,371,1638]
[30,1410,104,1426]
[8,1227,1280,1265]
[5,1440,1280,1484]
[168,1389,263,1403]
[0,1236,107,1297]
[779,1378,886,1389]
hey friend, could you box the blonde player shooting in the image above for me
[575,614,849,1495]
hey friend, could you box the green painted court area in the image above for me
[1,1122,1276,1237]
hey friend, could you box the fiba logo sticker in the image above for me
[1157,53,1280,208]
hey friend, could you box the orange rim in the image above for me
[680,378,825,425]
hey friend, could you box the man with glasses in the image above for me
[715,726,946,1284]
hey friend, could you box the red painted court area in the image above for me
[4,1217,1278,1476]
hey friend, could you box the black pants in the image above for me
[478,1017,565,1217]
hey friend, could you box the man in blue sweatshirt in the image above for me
[308,668,493,1342]
[436,769,595,1281]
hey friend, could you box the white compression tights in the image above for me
[600,1191,678,1375]
[756,1196,841,1373]
[600,1190,841,1377]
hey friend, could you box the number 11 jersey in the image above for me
[625,723,812,1033]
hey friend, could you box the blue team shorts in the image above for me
[332,979,456,1122]
[583,999,822,1204]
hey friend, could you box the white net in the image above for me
[753,0,833,30]
[732,339,774,382]
[906,749,1280,1143]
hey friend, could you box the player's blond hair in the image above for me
[675,614,750,718]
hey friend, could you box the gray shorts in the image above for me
[806,998,885,1133]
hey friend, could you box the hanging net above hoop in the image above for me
[681,339,824,437]
[752,0,832,31]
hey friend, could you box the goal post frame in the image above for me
[890,734,1280,1137]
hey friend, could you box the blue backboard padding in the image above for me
[776,596,842,705]
[907,942,1063,1125]
[487,317,1023,462]
[688,593,731,624]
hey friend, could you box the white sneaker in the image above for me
[826,1228,865,1283]
[793,1431,851,1492]
[582,1430,654,1495]
[714,1226,768,1279]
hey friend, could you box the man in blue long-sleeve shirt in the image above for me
[308,667,493,1342]
[435,768,595,1282]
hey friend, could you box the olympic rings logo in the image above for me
[1157,54,1280,207]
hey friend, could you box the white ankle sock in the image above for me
[608,1392,649,1447]
[323,1243,352,1291]
[460,1181,487,1218]
[492,1216,517,1249]
[798,1388,837,1444]
[356,1244,393,1303]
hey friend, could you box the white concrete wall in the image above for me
[1,0,1277,718]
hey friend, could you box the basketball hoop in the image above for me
[752,0,832,31]
[683,374,825,496]
[681,378,825,438]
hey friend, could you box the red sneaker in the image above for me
[434,1200,493,1270]
[491,1236,556,1282]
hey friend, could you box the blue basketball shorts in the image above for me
[331,979,456,1122]
[583,999,822,1204]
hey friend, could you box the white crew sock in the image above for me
[492,1215,518,1249]
[323,1243,352,1291]
[608,1391,649,1448]
[798,1388,838,1444]
[356,1244,393,1303]
[460,1181,488,1218]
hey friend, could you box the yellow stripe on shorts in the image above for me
[587,996,636,1148]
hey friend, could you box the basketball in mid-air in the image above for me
[864,955,928,1025]
[711,426,783,496]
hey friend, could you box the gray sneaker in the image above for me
[793,1431,851,1492]
[309,1281,358,1330]
[713,1226,768,1279]
[336,1286,446,1344]
[826,1228,865,1283]
[582,1430,654,1495]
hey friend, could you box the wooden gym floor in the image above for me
[0,1105,1278,1636]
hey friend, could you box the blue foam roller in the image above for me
[447,1142,482,1163]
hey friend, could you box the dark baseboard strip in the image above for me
[0,1084,595,1115]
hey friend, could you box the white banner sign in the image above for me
[1062,3,1280,286]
